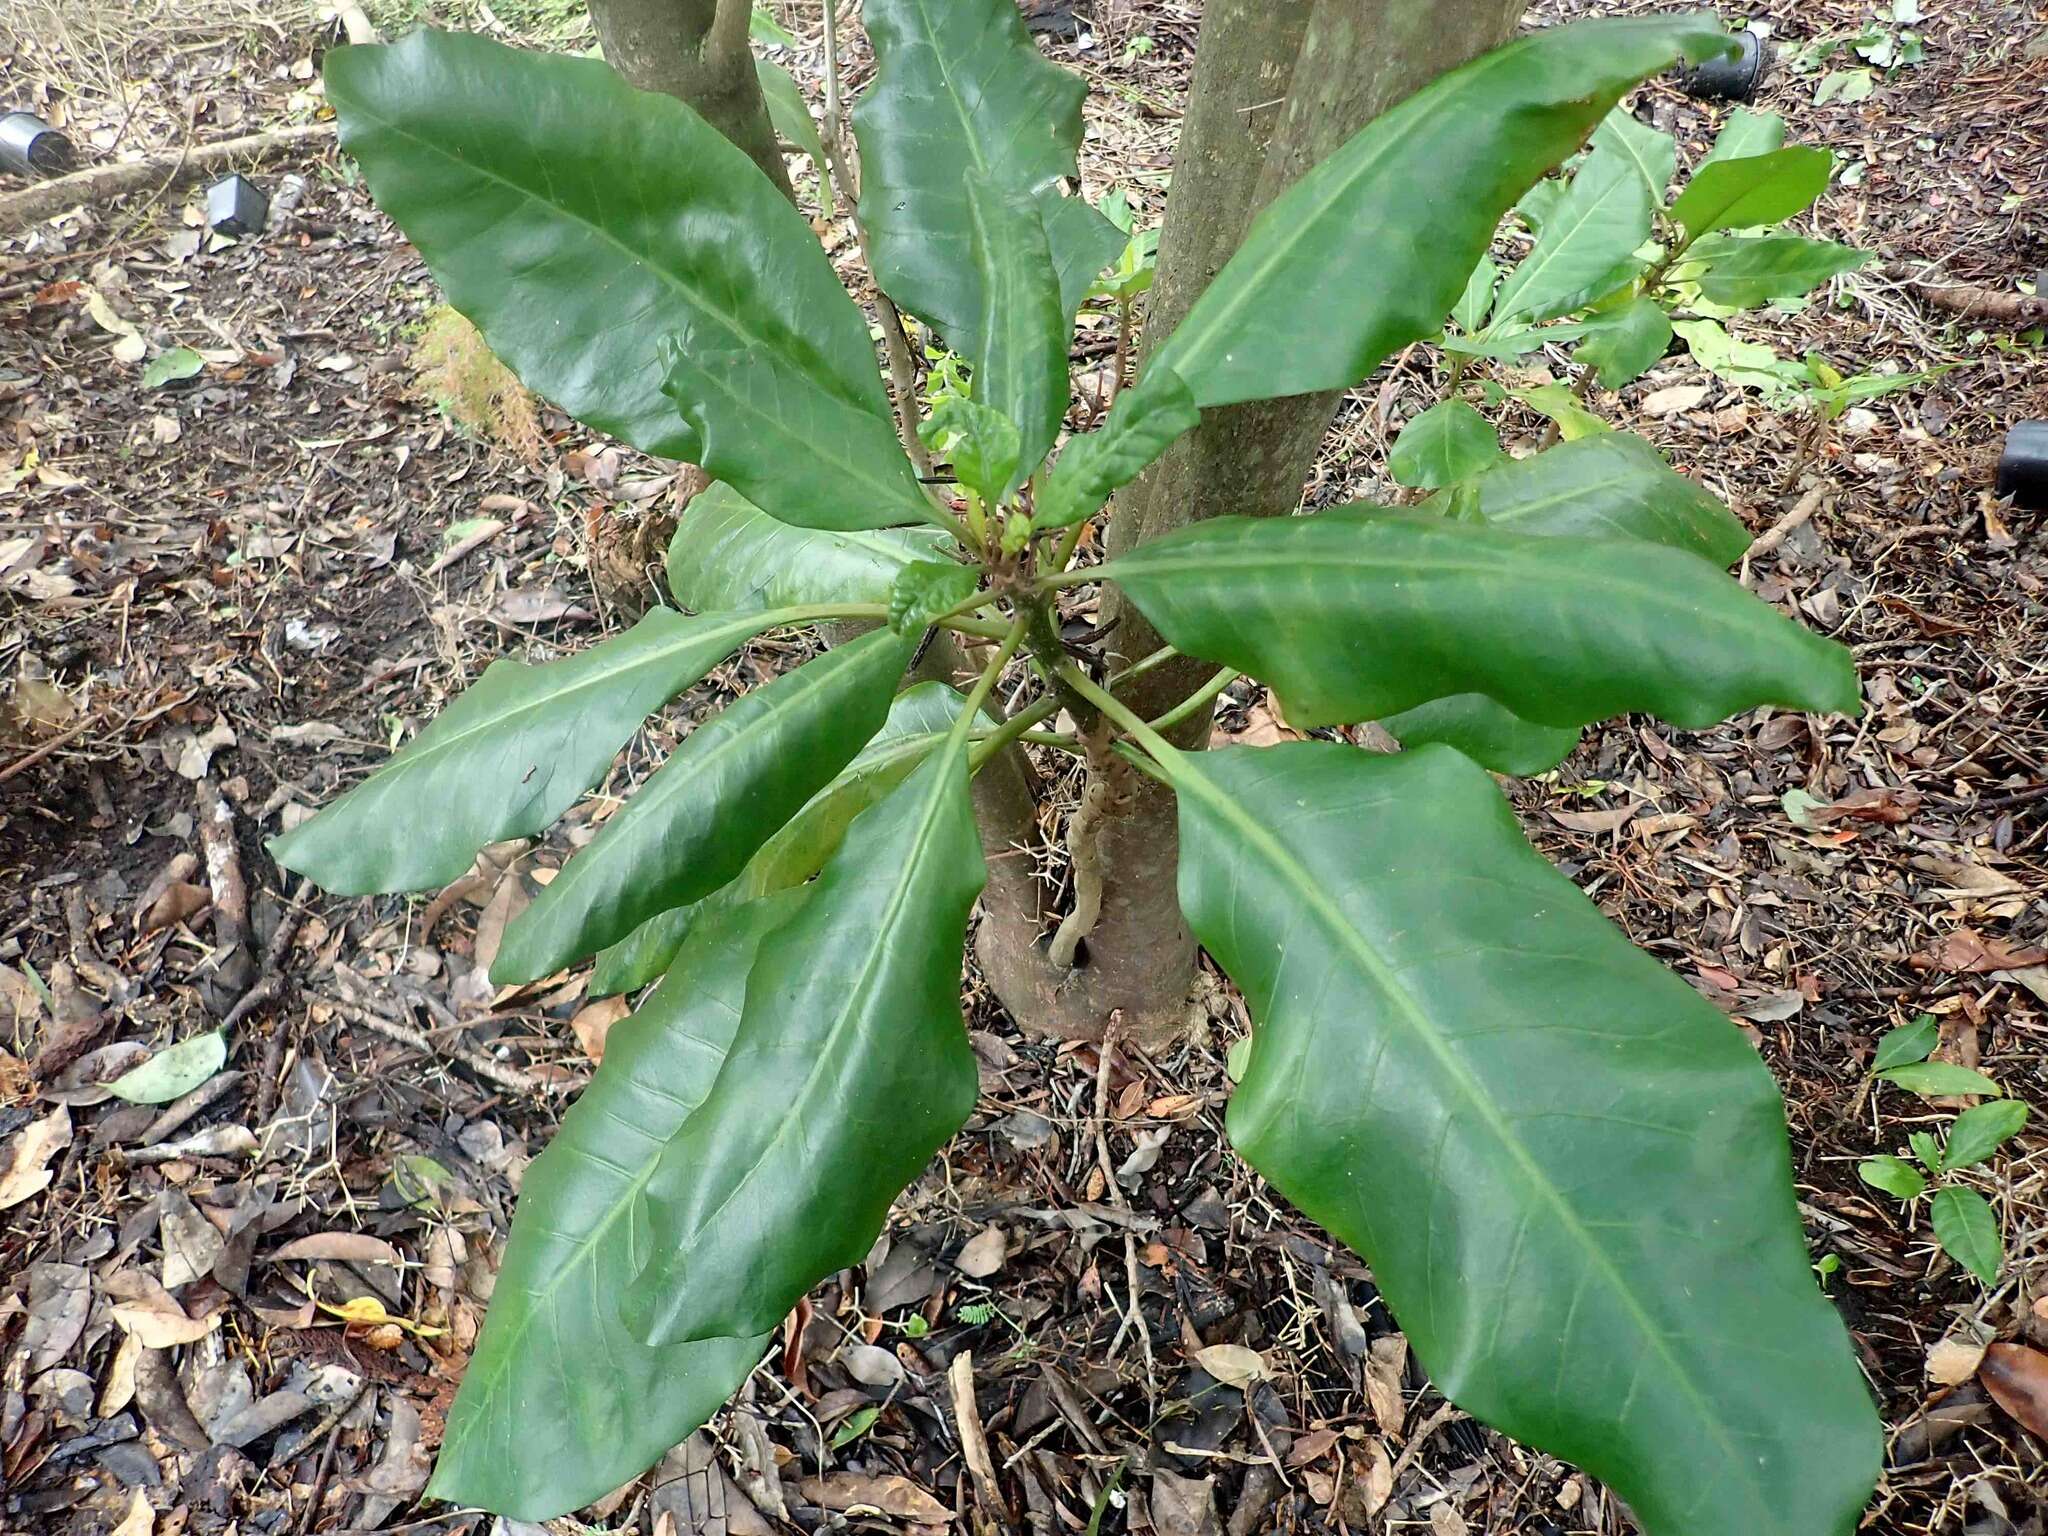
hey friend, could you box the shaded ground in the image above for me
[3,2,2046,1535]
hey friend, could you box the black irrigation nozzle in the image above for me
[1682,29,1770,102]
[206,173,269,237]
[1995,422,2048,512]
[0,112,75,178]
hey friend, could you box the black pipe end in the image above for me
[1682,30,1770,102]
[1996,422,2048,510]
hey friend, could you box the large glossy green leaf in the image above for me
[270,608,797,895]
[754,55,829,179]
[1107,508,1858,731]
[1388,401,1502,489]
[428,896,795,1519]
[1145,16,1732,408]
[325,32,927,531]
[853,0,1122,342]
[491,629,913,985]
[1571,295,1673,388]
[1162,742,1880,1536]
[1685,234,1870,307]
[963,174,1067,493]
[665,482,950,613]
[1435,432,1750,564]
[1491,109,1671,327]
[589,683,971,995]
[1698,107,1786,169]
[621,740,984,1346]
[1378,695,1580,778]
[1668,146,1833,242]
[1034,369,1199,531]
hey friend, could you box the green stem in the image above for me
[1038,565,1100,590]
[1148,668,1237,735]
[968,692,1062,772]
[948,617,1027,758]
[1058,661,1183,775]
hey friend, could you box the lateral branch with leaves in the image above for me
[285,9,1882,1534]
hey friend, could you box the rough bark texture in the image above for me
[979,0,1526,1044]
[589,0,794,199]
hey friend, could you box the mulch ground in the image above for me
[3,2,2046,1534]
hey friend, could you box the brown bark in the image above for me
[979,0,1525,1044]
[590,0,793,199]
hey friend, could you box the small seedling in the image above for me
[1858,1015,2028,1285]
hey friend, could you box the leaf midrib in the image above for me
[1156,41,1529,377]
[533,635,888,918]
[1177,757,1759,1500]
[341,95,866,410]
[1494,155,1643,325]
[653,746,966,1337]
[329,609,794,795]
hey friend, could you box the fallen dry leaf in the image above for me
[271,1231,404,1267]
[1939,929,2047,973]
[0,1106,71,1210]
[1981,1342,2048,1440]
[1926,1334,1988,1386]
[800,1472,952,1524]
[570,995,630,1064]
[1192,1342,1267,1387]
[955,1225,1007,1278]
[110,1487,153,1536]
[1365,1333,1409,1436]
[1641,382,1709,417]
[109,1274,218,1348]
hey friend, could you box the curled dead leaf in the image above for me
[1981,1342,2048,1440]
[1192,1342,1267,1388]
[0,1106,71,1210]
[1926,1334,1988,1386]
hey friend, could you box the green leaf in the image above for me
[961,174,1068,494]
[657,334,931,533]
[1943,1100,2029,1173]
[889,560,980,635]
[1930,1186,2002,1285]
[1815,67,1875,107]
[490,629,913,985]
[108,1031,227,1104]
[621,739,985,1346]
[1387,400,1502,489]
[1870,1013,1938,1073]
[271,608,795,895]
[1442,321,1590,361]
[325,32,928,531]
[1431,433,1751,565]
[853,0,1121,341]
[1668,147,1834,242]
[1699,108,1787,169]
[749,5,798,48]
[1386,432,1751,774]
[665,482,950,613]
[754,56,829,179]
[1671,318,1806,397]
[1148,15,1732,408]
[1908,1131,1944,1174]
[142,346,206,388]
[428,897,791,1518]
[1573,296,1673,388]
[1106,508,1861,732]
[1877,1062,2002,1099]
[1035,369,1199,531]
[1159,743,1879,1536]
[1856,1155,1926,1201]
[1492,108,1671,326]
[590,683,972,994]
[1686,234,1870,308]
[920,396,1022,506]
[1514,383,1611,441]
[1451,256,1498,334]
[1379,694,1580,777]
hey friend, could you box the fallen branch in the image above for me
[0,123,336,236]
[1879,263,2048,328]
[308,991,547,1097]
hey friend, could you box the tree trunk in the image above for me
[589,0,794,199]
[978,0,1525,1045]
